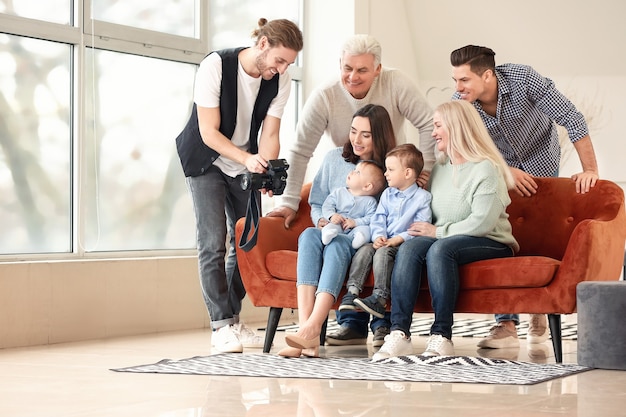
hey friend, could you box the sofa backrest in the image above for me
[297,178,625,262]
[507,177,624,260]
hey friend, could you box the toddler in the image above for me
[321,160,386,249]
[340,144,432,317]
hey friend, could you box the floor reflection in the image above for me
[198,372,585,417]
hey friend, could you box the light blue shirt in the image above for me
[309,148,357,225]
[322,187,378,226]
[370,183,432,242]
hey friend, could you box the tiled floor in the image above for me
[1,313,625,417]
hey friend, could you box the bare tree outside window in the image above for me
[0,0,302,256]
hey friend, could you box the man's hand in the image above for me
[417,170,431,189]
[244,153,268,174]
[571,135,599,194]
[266,206,297,229]
[510,167,538,197]
[571,171,599,194]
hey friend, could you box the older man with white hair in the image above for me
[268,34,434,347]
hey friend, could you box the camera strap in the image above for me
[238,190,260,252]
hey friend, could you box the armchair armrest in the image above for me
[235,210,314,306]
[235,217,295,304]
[553,215,626,310]
[549,187,626,311]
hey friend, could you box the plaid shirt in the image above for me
[452,63,589,177]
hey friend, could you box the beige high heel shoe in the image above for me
[285,334,320,350]
[277,345,319,358]
[277,346,302,358]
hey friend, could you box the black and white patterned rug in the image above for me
[273,315,579,340]
[112,353,589,385]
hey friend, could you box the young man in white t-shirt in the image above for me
[176,18,302,353]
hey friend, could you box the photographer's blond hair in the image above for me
[251,18,303,52]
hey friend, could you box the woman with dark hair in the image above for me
[278,104,396,358]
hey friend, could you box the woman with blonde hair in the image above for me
[374,100,519,359]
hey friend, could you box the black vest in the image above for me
[175,47,280,177]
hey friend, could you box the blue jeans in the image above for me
[186,165,250,330]
[297,227,356,299]
[337,244,392,335]
[390,235,514,340]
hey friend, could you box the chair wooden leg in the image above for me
[547,313,563,363]
[264,307,283,353]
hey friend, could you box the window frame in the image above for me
[0,1,303,261]
[82,1,208,62]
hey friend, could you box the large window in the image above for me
[82,50,197,251]
[0,0,71,24]
[0,1,302,257]
[0,35,71,254]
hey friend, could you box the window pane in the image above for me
[0,0,70,25]
[83,49,197,251]
[0,34,71,254]
[92,0,199,38]
[209,0,300,50]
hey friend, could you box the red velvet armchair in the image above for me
[235,178,626,362]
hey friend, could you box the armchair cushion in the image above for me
[266,250,298,282]
[266,251,561,289]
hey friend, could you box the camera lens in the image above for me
[240,173,250,191]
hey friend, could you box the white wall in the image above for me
[376,0,625,184]
[292,0,358,180]
[299,0,626,187]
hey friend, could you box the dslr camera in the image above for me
[240,159,289,195]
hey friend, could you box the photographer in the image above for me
[175,18,303,354]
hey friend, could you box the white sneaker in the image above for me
[422,334,455,357]
[232,323,264,349]
[527,314,550,344]
[211,325,243,353]
[372,330,413,361]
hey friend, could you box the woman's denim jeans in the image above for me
[186,165,250,330]
[390,235,514,340]
[297,227,356,299]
